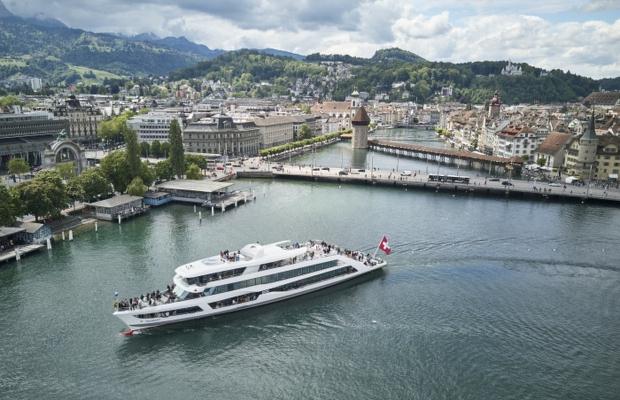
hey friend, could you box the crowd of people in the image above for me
[115,284,176,311]
[306,240,380,267]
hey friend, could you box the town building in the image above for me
[494,126,541,161]
[0,111,69,169]
[594,134,620,180]
[253,116,295,148]
[534,132,573,171]
[53,95,103,145]
[563,114,599,179]
[183,115,261,157]
[127,112,183,144]
[89,195,145,221]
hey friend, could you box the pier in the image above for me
[236,164,620,206]
[368,139,523,174]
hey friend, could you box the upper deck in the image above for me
[174,241,308,279]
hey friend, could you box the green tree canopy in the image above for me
[185,163,202,180]
[161,142,171,158]
[76,168,112,202]
[298,123,312,140]
[100,150,131,193]
[154,159,173,181]
[55,161,76,181]
[127,177,147,197]
[169,120,185,177]
[8,158,30,177]
[13,170,68,221]
[124,128,141,179]
[140,141,150,158]
[185,154,208,170]
[151,140,162,158]
[0,184,19,226]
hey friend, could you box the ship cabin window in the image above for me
[271,266,357,292]
[137,306,202,319]
[186,267,246,286]
[258,257,298,272]
[208,260,339,295]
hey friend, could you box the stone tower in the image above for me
[577,111,598,178]
[488,91,502,119]
[351,106,370,149]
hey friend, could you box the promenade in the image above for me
[236,161,620,206]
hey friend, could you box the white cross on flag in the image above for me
[378,236,392,255]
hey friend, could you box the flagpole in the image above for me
[372,235,383,258]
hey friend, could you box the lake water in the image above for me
[1,129,619,399]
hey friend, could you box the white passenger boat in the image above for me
[113,240,388,333]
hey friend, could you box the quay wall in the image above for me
[236,170,620,207]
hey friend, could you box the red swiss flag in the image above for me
[378,236,392,255]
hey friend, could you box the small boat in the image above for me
[113,240,387,332]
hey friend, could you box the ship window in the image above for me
[209,260,339,295]
[137,306,202,319]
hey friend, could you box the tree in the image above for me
[0,184,18,226]
[8,158,30,180]
[169,120,185,177]
[298,123,312,140]
[139,161,155,187]
[124,128,141,179]
[185,163,202,180]
[13,170,68,221]
[140,141,151,158]
[100,150,131,193]
[127,177,147,197]
[161,142,171,158]
[65,177,85,209]
[185,154,208,170]
[537,157,547,167]
[154,159,173,181]
[55,162,76,181]
[77,168,112,202]
[151,140,162,158]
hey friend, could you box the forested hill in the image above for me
[0,15,208,83]
[171,49,620,104]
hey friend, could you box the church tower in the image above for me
[488,91,502,119]
[351,106,370,149]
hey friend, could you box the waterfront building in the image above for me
[0,111,69,169]
[16,222,52,244]
[143,191,172,207]
[253,116,295,148]
[563,114,599,179]
[534,132,573,171]
[494,126,541,161]
[89,195,145,221]
[53,95,103,145]
[183,115,261,157]
[351,106,370,149]
[156,180,233,204]
[594,134,620,180]
[127,112,183,144]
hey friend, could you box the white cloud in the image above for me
[2,0,620,78]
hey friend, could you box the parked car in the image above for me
[312,167,321,171]
[489,178,500,182]
[400,170,412,176]
[338,170,348,176]
[548,182,561,187]
[501,180,513,186]
[321,167,330,171]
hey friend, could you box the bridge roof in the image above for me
[369,139,523,165]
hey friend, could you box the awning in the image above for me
[609,174,618,180]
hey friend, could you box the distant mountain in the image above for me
[255,48,305,60]
[0,0,212,83]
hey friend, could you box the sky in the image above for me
[5,0,620,79]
